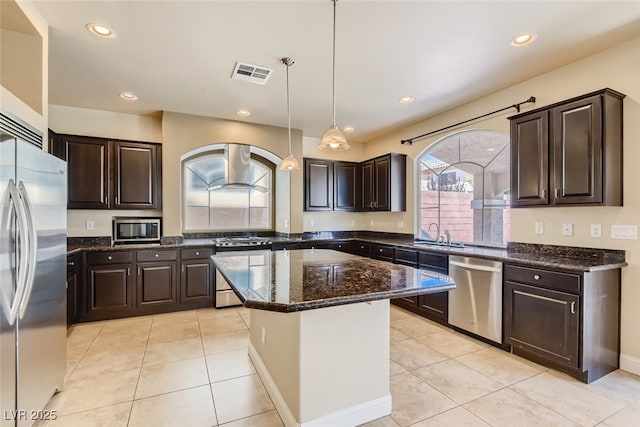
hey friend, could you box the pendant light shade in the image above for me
[319,0,349,152]
[280,57,301,171]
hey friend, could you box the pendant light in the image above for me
[319,0,349,152]
[279,57,301,171]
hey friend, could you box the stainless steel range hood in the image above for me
[207,144,267,191]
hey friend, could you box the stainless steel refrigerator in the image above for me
[1,113,67,427]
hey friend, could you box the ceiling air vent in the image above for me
[231,62,273,85]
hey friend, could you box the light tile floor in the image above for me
[38,305,640,427]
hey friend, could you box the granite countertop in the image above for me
[67,235,626,272]
[211,249,455,312]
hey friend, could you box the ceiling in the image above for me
[32,1,640,143]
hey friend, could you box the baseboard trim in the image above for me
[248,343,392,427]
[620,353,640,376]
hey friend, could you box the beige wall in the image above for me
[161,111,303,236]
[0,0,48,142]
[364,37,640,373]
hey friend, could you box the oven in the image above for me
[214,237,272,308]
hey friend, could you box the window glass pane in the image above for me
[182,149,273,232]
[418,131,510,247]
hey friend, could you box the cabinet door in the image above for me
[418,292,448,325]
[504,281,579,368]
[66,270,77,326]
[304,159,333,211]
[510,111,549,206]
[334,162,360,211]
[180,260,213,304]
[87,264,132,314]
[114,141,161,209]
[136,262,178,308]
[65,137,110,209]
[551,95,602,205]
[361,160,375,209]
[374,156,390,211]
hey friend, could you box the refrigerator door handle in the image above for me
[6,180,30,325]
[17,181,38,319]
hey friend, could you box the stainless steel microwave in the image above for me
[113,217,161,244]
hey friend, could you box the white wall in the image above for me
[364,37,640,375]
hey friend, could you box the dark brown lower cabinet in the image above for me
[504,264,620,383]
[417,293,448,324]
[136,262,178,308]
[180,260,213,304]
[66,255,80,326]
[87,264,133,317]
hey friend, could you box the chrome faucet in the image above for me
[428,222,440,243]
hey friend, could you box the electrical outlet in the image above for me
[86,220,94,230]
[370,219,374,226]
[590,224,602,238]
[397,221,403,228]
[284,219,289,228]
[561,223,573,236]
[349,219,355,226]
[309,219,315,227]
[535,222,544,235]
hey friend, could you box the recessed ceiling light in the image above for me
[343,126,355,133]
[86,23,116,39]
[510,33,536,47]
[399,97,414,104]
[236,109,251,118]
[119,92,138,101]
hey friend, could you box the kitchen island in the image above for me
[211,249,454,427]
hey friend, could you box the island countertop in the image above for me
[211,249,455,312]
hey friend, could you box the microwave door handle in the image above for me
[5,180,29,325]
[17,182,38,319]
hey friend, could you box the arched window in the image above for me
[417,130,510,247]
[182,146,275,231]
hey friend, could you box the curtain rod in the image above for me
[400,96,536,146]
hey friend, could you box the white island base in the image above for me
[248,299,392,427]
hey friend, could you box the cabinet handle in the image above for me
[108,255,112,260]
[555,188,560,198]
[155,253,159,258]
[138,267,141,276]
[104,196,108,205]
[541,189,546,199]
[533,274,540,280]
[195,251,200,256]
[127,268,130,276]
[379,249,383,253]
[374,201,378,208]
[115,196,119,205]
[570,301,576,314]
[68,261,75,266]
[182,265,185,273]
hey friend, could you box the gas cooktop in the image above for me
[213,236,273,248]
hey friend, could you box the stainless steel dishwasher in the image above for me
[448,255,503,344]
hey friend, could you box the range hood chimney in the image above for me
[208,144,266,191]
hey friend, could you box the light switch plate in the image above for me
[284,219,289,228]
[590,224,602,238]
[309,219,315,227]
[535,222,544,235]
[86,220,94,230]
[611,224,638,240]
[561,223,573,236]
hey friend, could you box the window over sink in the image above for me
[182,147,275,231]
[417,130,510,247]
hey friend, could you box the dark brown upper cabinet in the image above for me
[333,162,361,211]
[510,88,624,208]
[114,141,161,209]
[362,154,406,212]
[50,134,162,210]
[304,158,333,211]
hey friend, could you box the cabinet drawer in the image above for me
[504,265,581,294]
[395,248,418,266]
[137,249,178,262]
[87,250,132,265]
[418,251,448,271]
[371,245,394,261]
[181,248,214,260]
[353,242,371,257]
